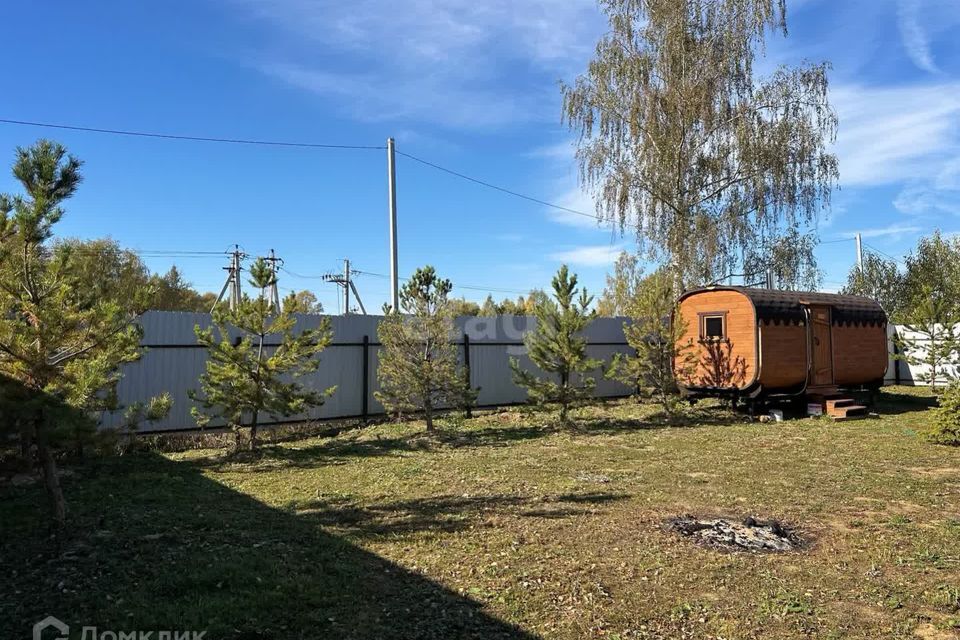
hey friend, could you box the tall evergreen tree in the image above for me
[511,265,601,424]
[376,266,475,431]
[562,0,838,287]
[0,141,160,524]
[191,258,335,450]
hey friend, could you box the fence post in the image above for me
[362,335,370,423]
[463,332,472,419]
[892,328,901,385]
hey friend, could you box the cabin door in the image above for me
[808,305,834,387]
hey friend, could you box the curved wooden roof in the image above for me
[680,286,887,326]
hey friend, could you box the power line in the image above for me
[819,237,855,244]
[0,118,386,150]
[394,149,603,222]
[280,266,328,280]
[351,268,531,295]
[862,242,905,265]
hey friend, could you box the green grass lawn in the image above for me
[3,387,960,639]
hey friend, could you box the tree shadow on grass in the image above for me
[195,423,562,473]
[869,390,938,416]
[190,402,745,473]
[0,452,539,640]
[575,405,746,434]
[291,491,629,539]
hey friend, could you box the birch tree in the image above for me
[562,0,838,287]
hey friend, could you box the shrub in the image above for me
[927,381,960,445]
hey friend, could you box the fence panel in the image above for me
[102,311,635,433]
[886,323,960,386]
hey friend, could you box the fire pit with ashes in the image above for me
[666,515,801,552]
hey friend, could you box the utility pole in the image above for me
[344,258,351,315]
[387,137,399,312]
[213,245,247,312]
[855,232,863,273]
[262,249,283,310]
[323,258,367,315]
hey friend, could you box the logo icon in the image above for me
[33,616,69,640]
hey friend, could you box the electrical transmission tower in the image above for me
[323,258,367,315]
[213,245,248,312]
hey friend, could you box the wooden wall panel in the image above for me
[832,324,888,385]
[676,291,757,390]
[758,323,807,389]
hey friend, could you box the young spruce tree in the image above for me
[511,265,601,424]
[895,285,960,391]
[0,140,163,524]
[376,266,475,431]
[895,233,960,390]
[191,258,334,450]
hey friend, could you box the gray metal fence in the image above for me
[102,311,635,433]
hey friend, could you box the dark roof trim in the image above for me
[679,286,887,326]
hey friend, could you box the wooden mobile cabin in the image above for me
[674,287,888,402]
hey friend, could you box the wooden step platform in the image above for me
[824,397,869,420]
[805,391,870,421]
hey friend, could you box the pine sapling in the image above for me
[376,266,476,431]
[191,258,335,450]
[511,264,601,425]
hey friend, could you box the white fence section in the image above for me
[102,311,635,433]
[886,323,960,386]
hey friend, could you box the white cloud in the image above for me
[545,184,606,229]
[526,140,577,160]
[549,244,624,267]
[839,224,922,240]
[229,0,605,128]
[260,62,549,127]
[831,82,960,187]
[897,0,939,73]
[894,181,960,218]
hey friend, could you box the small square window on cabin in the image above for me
[703,315,725,340]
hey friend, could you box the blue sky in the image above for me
[1,0,959,311]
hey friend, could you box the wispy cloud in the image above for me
[525,140,577,160]
[831,82,960,187]
[229,0,605,128]
[839,224,922,240]
[549,244,623,267]
[894,182,960,218]
[897,0,939,74]
[545,184,605,229]
[260,62,549,127]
